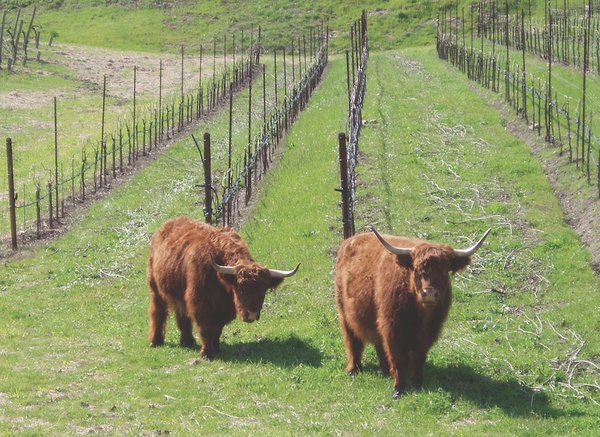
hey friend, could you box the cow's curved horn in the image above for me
[268,264,300,278]
[370,227,413,256]
[453,228,492,257]
[211,260,238,276]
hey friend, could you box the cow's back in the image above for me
[148,216,215,301]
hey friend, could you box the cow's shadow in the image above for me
[217,334,323,368]
[423,363,572,418]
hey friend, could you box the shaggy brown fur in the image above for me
[147,216,285,359]
[335,232,473,398]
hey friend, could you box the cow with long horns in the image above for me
[335,227,490,398]
[147,216,299,359]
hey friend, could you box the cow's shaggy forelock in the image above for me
[236,265,271,285]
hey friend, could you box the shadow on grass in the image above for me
[426,363,574,418]
[162,334,323,368]
[217,334,323,368]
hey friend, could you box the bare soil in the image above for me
[0,43,225,110]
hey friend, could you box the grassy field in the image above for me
[1,0,599,434]
[1,46,599,433]
[9,0,554,55]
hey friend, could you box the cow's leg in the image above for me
[375,342,390,375]
[380,327,409,399]
[198,324,222,359]
[148,283,168,347]
[211,326,223,353]
[174,304,196,348]
[410,349,428,389]
[340,319,364,375]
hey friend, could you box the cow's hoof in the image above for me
[180,338,197,348]
[347,364,363,376]
[392,387,405,399]
[150,339,164,347]
[200,349,216,360]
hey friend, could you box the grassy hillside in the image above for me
[8,0,549,53]
[1,47,598,433]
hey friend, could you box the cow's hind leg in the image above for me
[174,305,196,348]
[340,319,364,375]
[148,280,168,347]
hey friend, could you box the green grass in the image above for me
[1,46,599,434]
[25,0,545,53]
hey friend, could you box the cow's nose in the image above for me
[242,310,260,323]
[421,288,439,303]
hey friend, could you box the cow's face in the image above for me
[231,265,283,323]
[405,244,472,308]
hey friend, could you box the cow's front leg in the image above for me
[198,325,223,359]
[380,327,409,398]
[174,306,196,348]
[410,349,428,389]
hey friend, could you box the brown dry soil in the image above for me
[0,43,223,110]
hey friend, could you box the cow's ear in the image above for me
[450,255,471,273]
[395,254,413,269]
[268,277,284,290]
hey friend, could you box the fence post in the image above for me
[6,138,18,250]
[36,182,41,239]
[203,133,212,224]
[53,96,59,221]
[48,181,53,229]
[337,133,352,239]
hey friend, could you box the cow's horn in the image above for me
[211,260,238,276]
[370,227,413,256]
[453,228,492,257]
[268,264,300,278]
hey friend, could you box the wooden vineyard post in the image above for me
[246,70,253,205]
[337,133,352,240]
[53,96,59,221]
[0,11,6,68]
[35,181,41,239]
[203,133,212,224]
[262,64,267,175]
[6,138,18,250]
[159,60,163,141]
[48,181,53,229]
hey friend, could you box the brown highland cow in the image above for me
[335,227,490,398]
[147,216,299,359]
